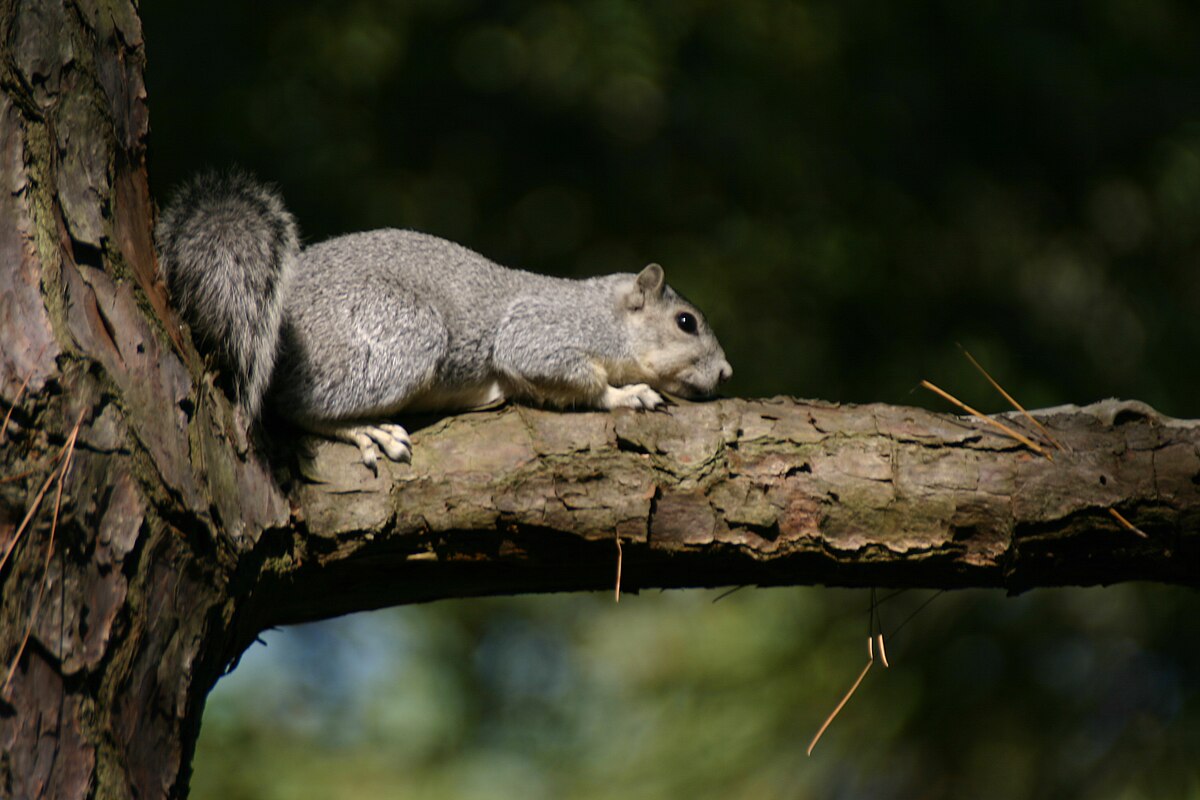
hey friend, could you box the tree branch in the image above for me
[238,397,1200,642]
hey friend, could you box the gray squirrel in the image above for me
[156,171,732,467]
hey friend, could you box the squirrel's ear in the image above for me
[625,263,666,311]
[636,263,666,297]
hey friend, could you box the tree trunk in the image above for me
[2,2,1199,798]
[1,1,285,796]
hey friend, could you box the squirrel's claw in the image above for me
[348,431,380,473]
[369,423,413,463]
[336,423,412,470]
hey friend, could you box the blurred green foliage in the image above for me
[189,587,1200,800]
[141,1,1200,798]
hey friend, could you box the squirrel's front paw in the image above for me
[342,423,413,470]
[602,383,665,411]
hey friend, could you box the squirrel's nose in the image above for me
[717,361,733,383]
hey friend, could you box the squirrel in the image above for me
[156,170,732,468]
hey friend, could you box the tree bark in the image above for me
[2,2,1199,798]
[1,2,284,797]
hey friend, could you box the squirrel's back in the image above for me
[297,228,567,324]
[156,170,297,417]
[280,229,604,419]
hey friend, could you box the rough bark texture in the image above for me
[0,2,285,797]
[2,2,1199,799]
[271,396,1200,631]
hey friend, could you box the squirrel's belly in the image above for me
[401,380,505,413]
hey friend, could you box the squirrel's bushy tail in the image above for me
[155,170,298,418]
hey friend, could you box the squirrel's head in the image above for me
[620,264,732,398]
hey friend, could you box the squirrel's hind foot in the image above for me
[333,423,413,470]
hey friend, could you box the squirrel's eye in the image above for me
[676,311,698,335]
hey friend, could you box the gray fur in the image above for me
[157,173,732,462]
[156,170,297,417]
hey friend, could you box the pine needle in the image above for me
[0,467,39,485]
[958,346,1064,452]
[712,585,748,604]
[614,534,623,603]
[807,656,874,756]
[1108,508,1148,539]
[0,428,81,576]
[889,589,946,640]
[0,467,57,576]
[0,351,45,444]
[3,410,84,694]
[920,380,1052,461]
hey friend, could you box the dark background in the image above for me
[142,2,1200,797]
